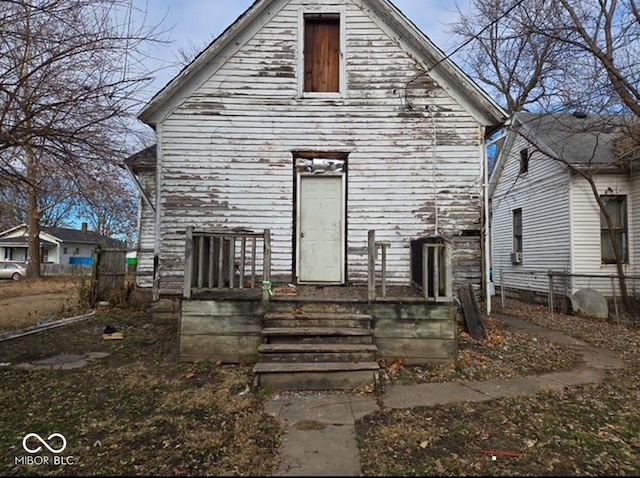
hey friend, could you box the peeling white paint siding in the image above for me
[137,171,156,288]
[154,0,487,294]
[491,134,572,293]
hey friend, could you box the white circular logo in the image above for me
[22,433,67,454]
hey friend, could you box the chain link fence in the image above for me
[496,269,640,322]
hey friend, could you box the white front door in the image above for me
[298,175,344,283]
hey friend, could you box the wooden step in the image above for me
[254,362,380,372]
[263,326,374,345]
[258,343,377,363]
[262,327,374,336]
[264,312,372,328]
[258,344,378,353]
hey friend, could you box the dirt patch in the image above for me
[0,277,83,333]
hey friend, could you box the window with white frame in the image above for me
[600,195,628,264]
[513,208,523,253]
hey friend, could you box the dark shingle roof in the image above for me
[123,145,156,172]
[42,226,109,245]
[0,237,56,247]
[517,113,634,165]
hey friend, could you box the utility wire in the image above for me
[404,0,529,102]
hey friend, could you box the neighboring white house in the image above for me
[0,223,109,265]
[490,112,640,301]
[133,0,507,299]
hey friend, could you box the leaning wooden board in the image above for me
[458,283,488,341]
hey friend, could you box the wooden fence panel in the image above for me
[95,238,127,302]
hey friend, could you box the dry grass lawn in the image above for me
[0,276,83,333]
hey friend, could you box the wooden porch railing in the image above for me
[183,227,271,299]
[367,230,390,301]
[410,236,453,302]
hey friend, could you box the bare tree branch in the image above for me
[0,0,167,276]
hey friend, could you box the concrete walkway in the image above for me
[11,352,110,370]
[265,314,624,476]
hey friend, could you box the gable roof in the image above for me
[139,0,506,128]
[489,112,635,196]
[123,144,156,172]
[0,224,110,246]
[0,237,56,247]
[517,113,632,165]
[42,226,108,245]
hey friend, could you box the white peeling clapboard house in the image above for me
[134,0,506,390]
[490,112,640,310]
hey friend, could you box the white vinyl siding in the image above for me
[491,134,572,293]
[570,173,633,277]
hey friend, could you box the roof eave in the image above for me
[138,0,507,128]
[368,0,507,126]
[138,0,270,125]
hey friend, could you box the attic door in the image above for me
[296,158,346,284]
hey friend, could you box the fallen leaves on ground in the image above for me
[379,313,584,387]
[357,299,640,476]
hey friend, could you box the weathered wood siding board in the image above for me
[180,299,264,362]
[570,173,634,290]
[181,316,263,336]
[136,170,156,288]
[178,299,457,364]
[156,0,485,294]
[492,133,572,293]
[374,318,455,338]
[179,336,262,363]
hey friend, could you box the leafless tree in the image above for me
[452,0,572,113]
[454,0,640,314]
[0,174,78,230]
[453,0,639,116]
[0,0,166,277]
[0,164,138,243]
[75,168,139,243]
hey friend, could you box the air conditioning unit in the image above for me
[510,252,522,264]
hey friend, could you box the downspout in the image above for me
[430,110,439,234]
[482,127,491,315]
[153,125,163,302]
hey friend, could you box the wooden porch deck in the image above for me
[190,283,429,303]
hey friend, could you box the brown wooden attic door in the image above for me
[304,15,340,93]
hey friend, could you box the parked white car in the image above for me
[0,263,26,280]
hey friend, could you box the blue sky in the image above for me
[134,0,470,103]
